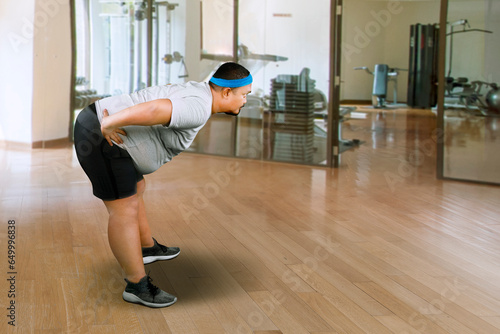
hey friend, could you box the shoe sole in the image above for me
[143,251,180,265]
[122,291,177,308]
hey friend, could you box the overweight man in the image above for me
[73,62,252,308]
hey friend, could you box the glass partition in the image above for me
[72,0,339,166]
[440,0,500,184]
[191,0,333,165]
[242,0,331,165]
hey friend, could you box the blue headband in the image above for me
[209,74,253,88]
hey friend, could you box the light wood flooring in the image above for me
[1,107,500,333]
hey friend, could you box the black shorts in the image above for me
[73,103,143,201]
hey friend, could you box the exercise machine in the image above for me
[443,19,498,116]
[459,81,500,116]
[407,23,439,109]
[354,65,407,108]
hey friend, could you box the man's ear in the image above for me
[221,87,232,98]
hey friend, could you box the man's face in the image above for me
[224,84,252,116]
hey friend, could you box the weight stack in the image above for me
[268,68,316,163]
[407,23,439,108]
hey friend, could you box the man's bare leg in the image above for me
[105,182,177,307]
[136,179,155,248]
[104,195,145,283]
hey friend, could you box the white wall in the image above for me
[341,0,440,102]
[32,0,72,143]
[260,0,331,95]
[0,0,71,146]
[218,0,331,96]
[0,0,35,144]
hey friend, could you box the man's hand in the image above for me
[101,109,127,146]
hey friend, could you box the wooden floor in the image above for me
[1,107,500,333]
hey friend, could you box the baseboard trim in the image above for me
[1,138,71,149]
[32,138,71,149]
[340,100,373,105]
[0,140,32,150]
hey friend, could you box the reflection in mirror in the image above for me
[339,0,440,168]
[442,0,500,184]
[192,0,332,165]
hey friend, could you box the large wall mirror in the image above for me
[440,0,500,184]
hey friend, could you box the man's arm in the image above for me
[101,99,173,146]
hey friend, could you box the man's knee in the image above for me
[137,179,146,195]
[105,195,140,217]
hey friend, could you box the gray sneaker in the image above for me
[142,238,180,264]
[122,275,177,308]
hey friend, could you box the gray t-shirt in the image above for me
[95,82,212,174]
